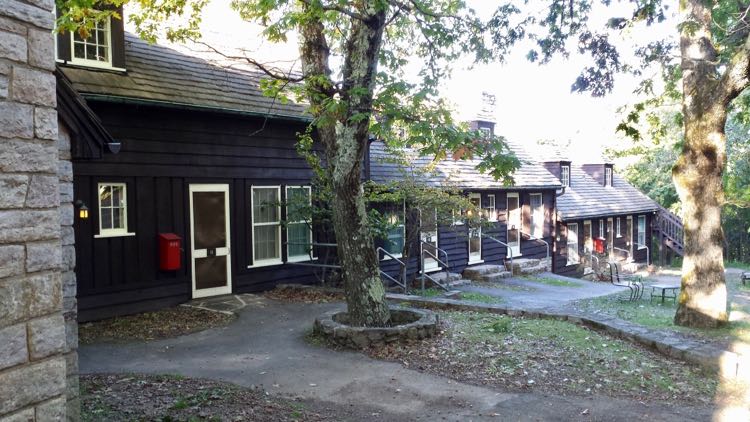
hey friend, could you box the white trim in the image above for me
[605,167,613,187]
[484,194,497,222]
[69,17,114,69]
[561,165,570,187]
[607,217,614,251]
[94,232,135,239]
[506,192,521,257]
[97,182,129,237]
[637,215,646,249]
[583,220,592,253]
[468,193,482,262]
[616,217,622,237]
[285,186,316,262]
[566,223,579,265]
[529,192,543,238]
[189,183,232,299]
[250,185,282,267]
[381,199,406,260]
[599,219,604,238]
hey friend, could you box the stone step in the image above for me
[478,271,513,283]
[462,264,506,281]
[427,271,463,283]
[447,278,471,287]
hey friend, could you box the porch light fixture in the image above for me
[75,200,89,220]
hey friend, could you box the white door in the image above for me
[189,184,232,298]
[468,193,482,263]
[507,193,521,257]
[420,209,440,272]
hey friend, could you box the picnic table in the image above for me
[650,283,679,304]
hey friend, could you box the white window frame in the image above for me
[599,219,604,239]
[561,165,570,187]
[382,200,406,260]
[285,186,314,263]
[637,215,646,249]
[566,223,579,265]
[605,167,613,187]
[480,127,491,139]
[529,193,544,238]
[249,186,282,268]
[95,182,134,238]
[616,217,622,238]
[468,192,483,264]
[69,16,114,69]
[484,194,497,222]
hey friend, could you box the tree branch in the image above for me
[718,35,750,105]
[298,0,367,21]
[190,39,306,82]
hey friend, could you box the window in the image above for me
[70,17,112,67]
[561,165,570,187]
[530,193,543,238]
[286,186,313,262]
[484,194,497,221]
[97,183,130,237]
[616,217,621,237]
[384,203,405,258]
[567,223,579,265]
[251,186,281,266]
[637,215,646,249]
[599,219,604,238]
[583,221,592,253]
[480,127,491,139]
[605,167,613,187]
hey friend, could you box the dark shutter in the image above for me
[110,7,126,69]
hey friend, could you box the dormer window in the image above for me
[70,18,112,67]
[561,165,570,187]
[55,6,126,71]
[605,167,613,187]
[480,127,491,139]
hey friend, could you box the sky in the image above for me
[127,0,679,163]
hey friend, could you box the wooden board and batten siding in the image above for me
[74,102,318,321]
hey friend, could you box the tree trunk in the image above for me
[673,0,728,328]
[298,2,391,327]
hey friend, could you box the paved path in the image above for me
[81,297,715,421]
[456,272,623,309]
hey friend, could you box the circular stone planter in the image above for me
[313,306,439,349]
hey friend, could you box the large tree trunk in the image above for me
[299,2,391,327]
[673,0,728,328]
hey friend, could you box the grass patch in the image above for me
[521,275,583,288]
[726,260,750,271]
[413,287,445,297]
[459,291,504,304]
[369,311,717,403]
[571,273,750,345]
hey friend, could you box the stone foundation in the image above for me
[313,307,438,349]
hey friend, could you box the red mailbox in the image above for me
[158,233,182,271]
[593,237,605,254]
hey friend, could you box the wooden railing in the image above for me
[654,205,684,259]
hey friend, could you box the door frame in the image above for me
[507,192,521,258]
[189,183,232,298]
[468,193,483,264]
[420,208,441,272]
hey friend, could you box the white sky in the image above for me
[127,0,680,163]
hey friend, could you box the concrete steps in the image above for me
[510,257,551,276]
[462,264,512,283]
[422,271,471,288]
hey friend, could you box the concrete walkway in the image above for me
[80,297,715,421]
[456,272,624,309]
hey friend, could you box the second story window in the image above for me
[561,165,570,187]
[71,18,111,66]
[605,167,613,187]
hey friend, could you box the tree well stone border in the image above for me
[313,306,438,349]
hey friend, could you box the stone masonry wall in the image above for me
[0,0,75,420]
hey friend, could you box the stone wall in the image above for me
[0,0,76,420]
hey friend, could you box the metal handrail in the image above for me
[481,234,514,272]
[376,247,408,292]
[419,241,451,293]
[635,243,650,266]
[520,230,550,260]
[613,246,630,262]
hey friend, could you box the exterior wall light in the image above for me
[75,200,89,220]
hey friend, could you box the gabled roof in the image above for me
[556,165,658,220]
[368,139,562,190]
[60,32,308,121]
